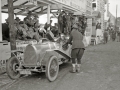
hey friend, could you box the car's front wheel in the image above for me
[6,56,21,80]
[46,56,59,82]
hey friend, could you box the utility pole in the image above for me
[115,5,118,31]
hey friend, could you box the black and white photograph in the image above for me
[0,0,120,90]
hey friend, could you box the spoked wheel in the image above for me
[46,56,59,82]
[6,56,21,80]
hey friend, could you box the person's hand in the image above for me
[62,43,68,50]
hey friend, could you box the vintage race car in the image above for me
[6,35,71,82]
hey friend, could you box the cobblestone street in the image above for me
[0,41,120,90]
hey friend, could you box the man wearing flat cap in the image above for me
[63,24,85,73]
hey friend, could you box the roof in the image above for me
[1,0,52,16]
[1,0,77,16]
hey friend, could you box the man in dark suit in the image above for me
[2,19,10,41]
[63,24,85,73]
[103,30,109,44]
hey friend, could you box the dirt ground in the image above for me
[0,41,120,90]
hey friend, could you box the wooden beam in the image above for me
[8,0,16,51]
[52,13,58,18]
[16,6,34,15]
[2,3,47,9]
[20,1,28,5]
[31,6,42,12]
[37,8,47,14]
[37,11,57,14]
[37,0,50,5]
[37,1,47,6]
[2,5,36,9]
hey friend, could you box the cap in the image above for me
[15,17,20,21]
[19,21,24,24]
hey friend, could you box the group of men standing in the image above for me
[58,11,87,35]
[103,28,120,44]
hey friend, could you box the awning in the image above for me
[73,11,83,15]
[1,0,51,16]
[1,0,79,15]
[92,11,101,18]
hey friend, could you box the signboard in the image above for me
[51,0,86,12]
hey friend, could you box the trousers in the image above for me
[71,48,84,64]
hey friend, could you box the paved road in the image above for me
[0,41,120,90]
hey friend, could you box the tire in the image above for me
[46,56,59,82]
[6,56,21,80]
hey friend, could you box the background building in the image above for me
[116,17,120,30]
[85,0,93,45]
[104,0,115,31]
[91,0,106,44]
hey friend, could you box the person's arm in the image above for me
[44,23,50,30]
[67,33,73,45]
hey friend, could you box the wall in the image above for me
[85,0,92,45]
[52,0,86,13]
[0,0,2,41]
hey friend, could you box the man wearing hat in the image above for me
[63,24,85,73]
[103,29,109,44]
[15,17,21,23]
[2,18,9,41]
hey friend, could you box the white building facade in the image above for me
[91,0,106,44]
[85,0,93,45]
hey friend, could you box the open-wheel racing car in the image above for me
[6,34,71,82]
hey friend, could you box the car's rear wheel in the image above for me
[6,56,21,80]
[46,56,59,82]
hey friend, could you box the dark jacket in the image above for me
[2,23,10,41]
[67,28,85,49]
[104,31,108,38]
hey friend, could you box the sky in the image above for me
[109,0,120,17]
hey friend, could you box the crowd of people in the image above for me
[2,11,87,43]
[2,11,43,42]
[57,11,87,36]
[103,27,120,44]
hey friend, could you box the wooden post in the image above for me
[8,0,16,51]
[115,5,118,31]
[0,0,2,41]
[47,5,50,31]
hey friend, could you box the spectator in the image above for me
[14,20,21,40]
[15,17,21,23]
[20,21,41,42]
[58,11,65,34]
[112,30,116,41]
[2,18,10,41]
[103,30,109,44]
[44,20,52,31]
[51,23,59,37]
[116,30,120,42]
[25,15,35,27]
